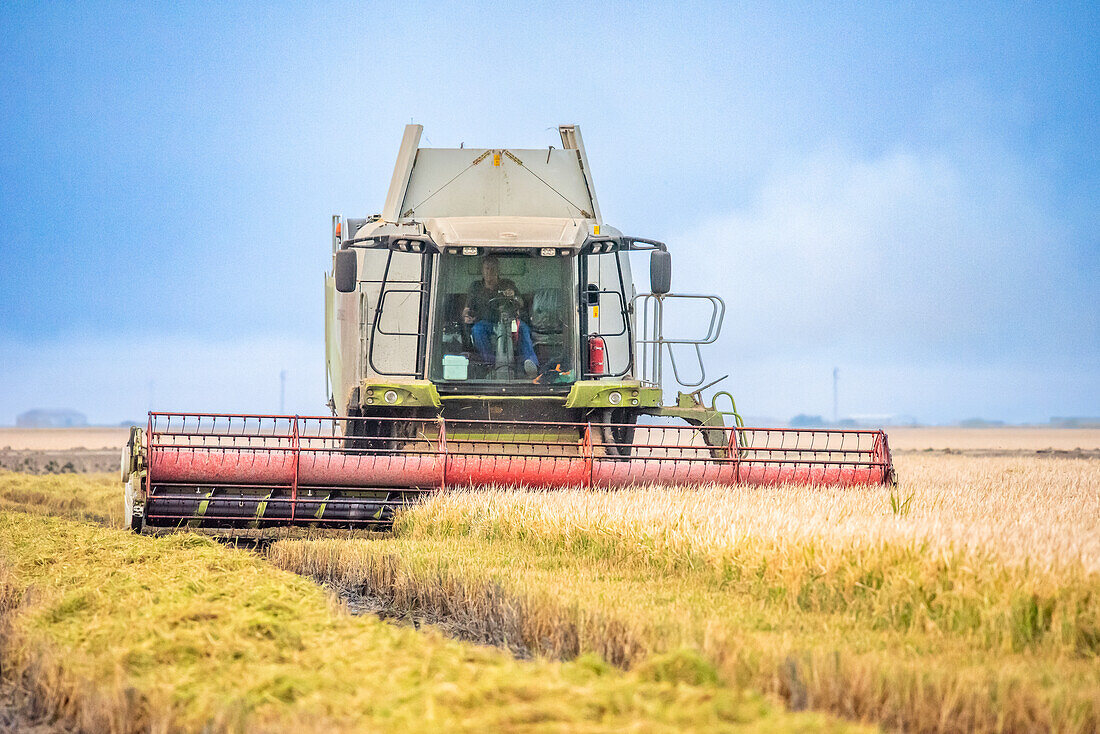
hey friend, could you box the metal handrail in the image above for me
[633,293,725,388]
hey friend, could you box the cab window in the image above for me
[431,252,576,384]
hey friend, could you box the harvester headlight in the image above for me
[462,246,479,256]
[631,399,639,406]
[607,391,622,406]
[540,247,556,257]
[384,390,399,404]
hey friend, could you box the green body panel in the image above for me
[564,381,662,409]
[646,391,745,453]
[650,404,727,427]
[438,395,567,401]
[355,379,664,413]
[359,380,443,408]
[649,404,728,451]
[647,391,744,425]
[444,425,579,442]
[350,380,745,456]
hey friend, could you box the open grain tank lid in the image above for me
[383,124,603,225]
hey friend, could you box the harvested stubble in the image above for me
[0,505,852,733]
[270,454,1100,734]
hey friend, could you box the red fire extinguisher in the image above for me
[588,336,607,375]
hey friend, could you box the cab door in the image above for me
[364,247,432,379]
[581,249,634,379]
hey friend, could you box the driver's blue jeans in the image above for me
[472,319,538,367]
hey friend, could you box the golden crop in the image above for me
[401,454,1100,573]
[272,454,1100,733]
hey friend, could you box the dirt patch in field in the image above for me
[0,676,68,734]
[331,584,535,661]
[0,428,124,475]
[0,449,116,475]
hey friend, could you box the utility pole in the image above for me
[832,367,839,424]
[279,370,287,414]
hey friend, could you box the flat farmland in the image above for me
[0,427,130,451]
[0,427,128,475]
[885,427,1100,453]
[0,428,1096,732]
[4,424,1097,452]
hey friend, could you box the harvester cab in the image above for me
[123,125,894,538]
[325,125,682,428]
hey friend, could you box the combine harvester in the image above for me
[122,125,894,537]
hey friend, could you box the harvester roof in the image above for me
[383,125,603,225]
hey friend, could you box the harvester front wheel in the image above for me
[596,408,637,458]
[343,407,397,451]
[123,477,144,533]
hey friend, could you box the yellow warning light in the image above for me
[592,305,600,317]
[593,225,600,235]
[493,153,501,166]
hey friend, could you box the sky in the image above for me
[1,1,1097,425]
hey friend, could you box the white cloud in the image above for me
[665,145,1098,422]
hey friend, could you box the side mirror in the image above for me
[335,249,357,293]
[650,250,671,294]
[586,283,600,306]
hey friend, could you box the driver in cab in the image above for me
[462,255,539,376]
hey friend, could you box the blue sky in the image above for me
[1,1,1096,424]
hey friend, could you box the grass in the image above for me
[0,473,849,733]
[269,454,1100,733]
[0,471,122,527]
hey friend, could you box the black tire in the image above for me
[611,409,638,458]
[597,408,637,459]
[344,415,394,452]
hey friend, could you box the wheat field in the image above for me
[399,454,1100,573]
[272,449,1100,733]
